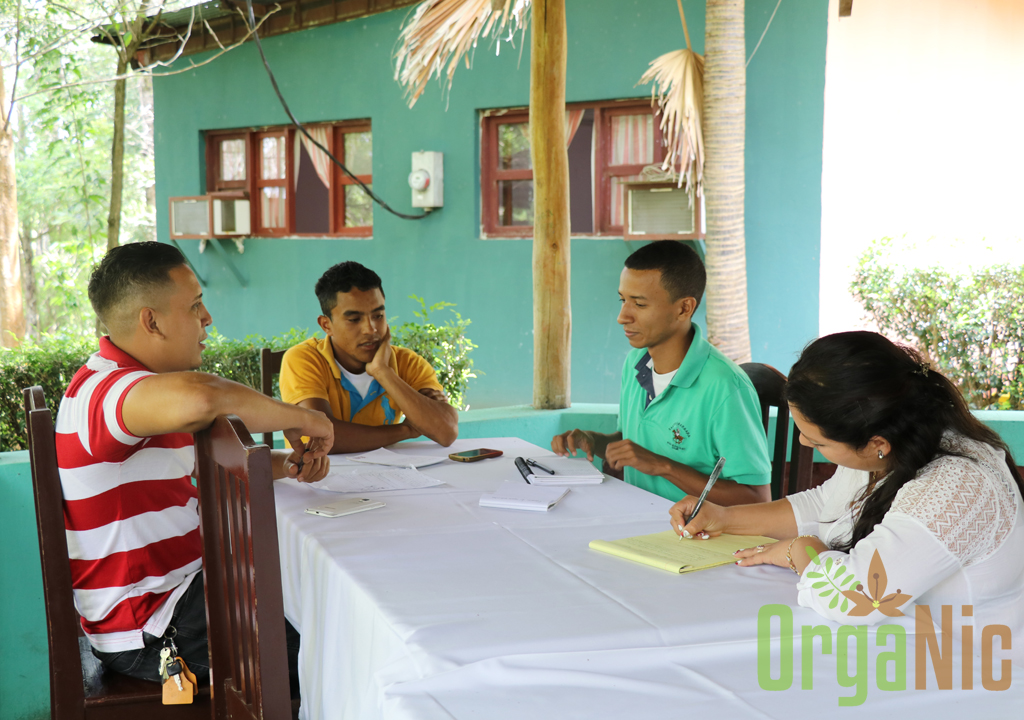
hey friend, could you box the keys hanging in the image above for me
[161,655,197,705]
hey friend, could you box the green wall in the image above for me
[153,0,828,408]
[0,451,48,720]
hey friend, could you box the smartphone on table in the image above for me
[449,448,504,463]
[305,498,386,517]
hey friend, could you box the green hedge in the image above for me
[0,301,477,452]
[852,237,1024,410]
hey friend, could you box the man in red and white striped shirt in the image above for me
[56,242,333,688]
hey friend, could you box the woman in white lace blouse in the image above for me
[669,332,1024,660]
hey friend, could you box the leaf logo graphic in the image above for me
[805,547,912,617]
[804,547,859,613]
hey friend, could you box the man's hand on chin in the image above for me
[366,326,393,379]
[604,439,668,477]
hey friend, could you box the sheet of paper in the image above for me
[346,447,447,469]
[312,466,444,493]
[590,531,778,574]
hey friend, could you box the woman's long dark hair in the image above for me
[784,331,1024,552]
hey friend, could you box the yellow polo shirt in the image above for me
[280,337,442,426]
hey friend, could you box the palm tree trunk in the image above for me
[0,70,26,347]
[530,0,571,408]
[703,0,751,362]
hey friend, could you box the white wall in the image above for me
[819,0,1024,335]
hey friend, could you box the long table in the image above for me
[273,438,1023,719]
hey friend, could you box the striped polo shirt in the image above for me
[55,337,202,652]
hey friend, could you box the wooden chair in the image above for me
[259,348,286,448]
[23,386,211,720]
[196,415,292,720]
[739,364,816,499]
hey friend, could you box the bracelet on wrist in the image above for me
[786,535,819,575]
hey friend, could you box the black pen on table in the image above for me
[514,457,534,484]
[526,458,555,475]
[679,456,726,541]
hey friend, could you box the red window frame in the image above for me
[332,121,373,239]
[480,101,664,238]
[205,120,373,238]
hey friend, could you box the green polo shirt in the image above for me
[617,322,771,502]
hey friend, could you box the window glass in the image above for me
[609,114,654,166]
[260,187,286,228]
[498,123,531,170]
[344,184,373,227]
[498,180,534,226]
[610,174,644,228]
[219,139,246,182]
[344,132,373,176]
[261,136,286,180]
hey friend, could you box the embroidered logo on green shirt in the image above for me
[669,422,690,450]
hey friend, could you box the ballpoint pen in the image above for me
[526,458,555,475]
[679,456,726,540]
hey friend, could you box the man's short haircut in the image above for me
[88,241,188,336]
[315,261,384,316]
[623,241,706,306]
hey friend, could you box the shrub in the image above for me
[851,237,1024,410]
[199,326,312,398]
[0,301,478,451]
[392,296,478,411]
[0,334,96,452]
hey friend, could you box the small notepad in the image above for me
[479,483,570,512]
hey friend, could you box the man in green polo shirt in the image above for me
[552,241,770,504]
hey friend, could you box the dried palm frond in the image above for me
[394,0,531,108]
[638,47,705,205]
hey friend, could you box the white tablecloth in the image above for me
[274,438,1024,720]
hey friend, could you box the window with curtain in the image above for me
[480,101,663,238]
[206,120,372,238]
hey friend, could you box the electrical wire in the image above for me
[243,0,428,220]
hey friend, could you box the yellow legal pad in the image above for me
[589,531,779,574]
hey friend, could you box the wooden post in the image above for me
[530,0,571,409]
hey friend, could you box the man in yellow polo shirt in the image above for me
[280,261,458,453]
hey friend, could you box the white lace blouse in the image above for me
[788,434,1024,662]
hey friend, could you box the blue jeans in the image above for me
[91,571,301,697]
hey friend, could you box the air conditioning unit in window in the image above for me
[623,182,704,241]
[211,193,250,236]
[168,192,250,239]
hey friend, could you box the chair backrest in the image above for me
[196,415,291,720]
[259,348,286,448]
[740,363,815,498]
[24,386,88,717]
[25,387,212,720]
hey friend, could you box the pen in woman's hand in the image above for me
[679,456,726,540]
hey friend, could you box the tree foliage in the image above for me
[851,236,1024,410]
[3,1,158,338]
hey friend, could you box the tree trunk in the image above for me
[20,228,38,340]
[106,55,129,250]
[703,0,751,363]
[0,71,26,347]
[530,0,571,409]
